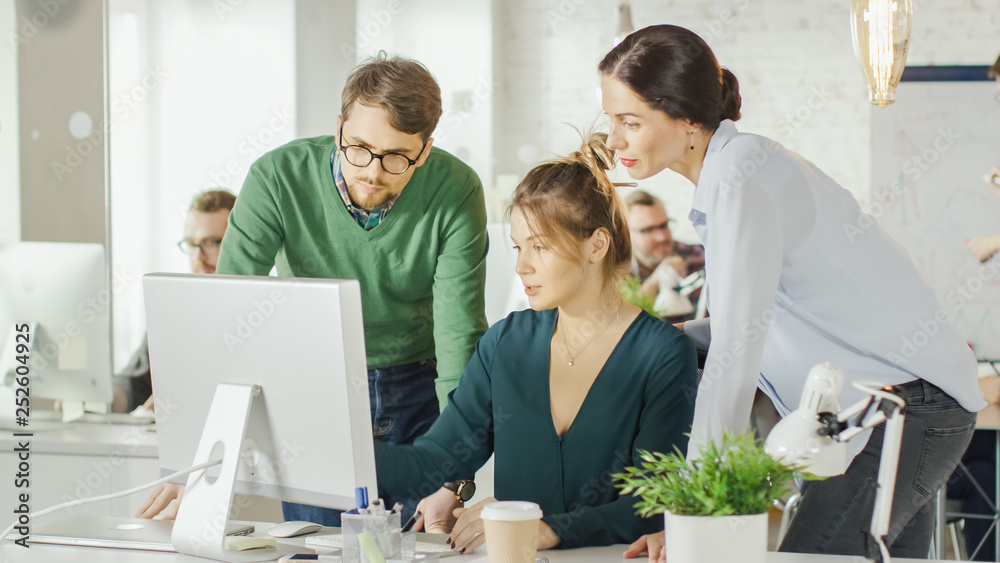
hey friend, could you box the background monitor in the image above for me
[0,242,114,406]
[485,223,527,326]
[143,273,376,510]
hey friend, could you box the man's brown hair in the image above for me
[341,52,442,141]
[624,189,661,212]
[189,189,236,213]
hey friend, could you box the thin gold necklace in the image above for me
[558,303,623,367]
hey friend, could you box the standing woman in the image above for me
[602,25,985,560]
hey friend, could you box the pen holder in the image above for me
[340,511,415,563]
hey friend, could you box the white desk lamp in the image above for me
[765,363,907,562]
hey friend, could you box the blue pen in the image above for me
[345,486,369,515]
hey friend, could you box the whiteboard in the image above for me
[872,68,1000,361]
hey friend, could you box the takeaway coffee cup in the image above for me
[480,501,543,563]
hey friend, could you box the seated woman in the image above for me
[373,132,698,553]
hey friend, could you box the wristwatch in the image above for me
[443,480,476,502]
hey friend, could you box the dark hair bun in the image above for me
[720,68,742,122]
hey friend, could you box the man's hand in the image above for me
[413,486,462,534]
[135,483,185,519]
[966,234,1000,263]
[624,532,666,563]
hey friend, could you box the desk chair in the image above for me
[942,460,999,561]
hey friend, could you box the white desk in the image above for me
[0,421,160,521]
[0,538,959,562]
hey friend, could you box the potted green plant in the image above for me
[615,432,814,563]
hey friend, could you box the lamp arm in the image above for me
[827,381,907,563]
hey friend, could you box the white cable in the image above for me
[1,458,223,543]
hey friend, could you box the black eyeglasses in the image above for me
[631,221,671,236]
[338,125,427,175]
[177,238,223,255]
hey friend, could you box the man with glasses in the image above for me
[112,189,236,414]
[212,54,487,526]
[625,190,704,305]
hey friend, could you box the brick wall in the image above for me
[494,0,1000,243]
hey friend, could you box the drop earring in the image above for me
[689,132,695,151]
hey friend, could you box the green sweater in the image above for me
[374,309,698,548]
[216,137,489,408]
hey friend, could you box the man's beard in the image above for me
[346,178,393,212]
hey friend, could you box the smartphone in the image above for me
[277,552,341,562]
[225,523,255,537]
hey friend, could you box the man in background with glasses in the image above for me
[624,190,704,308]
[965,54,1000,264]
[211,53,487,527]
[112,189,236,415]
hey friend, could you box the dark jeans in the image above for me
[946,430,997,561]
[779,379,976,558]
[281,358,440,526]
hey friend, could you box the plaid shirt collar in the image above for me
[331,149,400,231]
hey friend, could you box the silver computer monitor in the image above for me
[142,273,376,510]
[0,242,114,406]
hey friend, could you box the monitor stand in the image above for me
[171,382,310,562]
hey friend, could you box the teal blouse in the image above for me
[374,308,698,548]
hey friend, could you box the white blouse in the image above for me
[684,120,984,460]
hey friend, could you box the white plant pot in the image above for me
[664,512,767,563]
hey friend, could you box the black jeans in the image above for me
[281,358,440,525]
[779,379,976,558]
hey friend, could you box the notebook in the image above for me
[24,516,253,551]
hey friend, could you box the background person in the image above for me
[111,189,235,414]
[374,133,697,552]
[600,25,984,561]
[624,190,704,317]
[965,54,1000,262]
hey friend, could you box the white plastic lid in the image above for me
[481,501,543,521]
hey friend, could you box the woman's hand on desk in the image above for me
[447,497,560,554]
[135,483,185,519]
[979,376,1000,404]
[624,531,665,563]
[413,486,462,533]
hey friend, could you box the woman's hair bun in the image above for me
[576,131,615,173]
[720,67,742,122]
